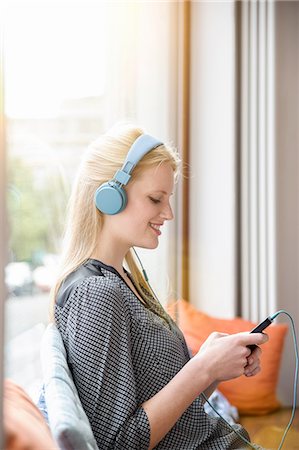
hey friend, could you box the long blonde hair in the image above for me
[50,124,181,325]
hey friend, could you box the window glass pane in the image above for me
[4,2,176,398]
[4,4,108,398]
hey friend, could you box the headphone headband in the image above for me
[114,134,163,186]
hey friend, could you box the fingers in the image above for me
[235,331,269,346]
[244,365,261,377]
[251,345,262,358]
[200,331,229,352]
[244,355,260,370]
[198,331,266,381]
[244,346,262,377]
[247,345,262,361]
[209,331,229,340]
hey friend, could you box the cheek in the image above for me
[118,203,147,229]
[125,198,153,220]
[119,196,158,230]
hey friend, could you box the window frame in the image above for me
[0,24,6,447]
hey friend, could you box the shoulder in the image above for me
[56,274,129,327]
[70,275,127,318]
[56,263,123,309]
[73,275,123,303]
[58,275,132,336]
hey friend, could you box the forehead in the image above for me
[131,162,174,192]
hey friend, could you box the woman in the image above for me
[51,124,267,449]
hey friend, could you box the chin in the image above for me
[136,240,159,250]
[149,241,159,249]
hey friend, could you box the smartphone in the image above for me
[247,316,273,351]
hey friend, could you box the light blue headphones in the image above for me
[94,134,163,215]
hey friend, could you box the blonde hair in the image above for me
[50,124,181,325]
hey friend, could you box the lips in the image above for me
[149,223,162,235]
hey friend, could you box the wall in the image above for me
[188,0,299,405]
[275,1,299,406]
[189,1,237,317]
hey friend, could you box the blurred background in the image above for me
[0,0,298,415]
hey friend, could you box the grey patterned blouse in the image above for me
[54,259,250,450]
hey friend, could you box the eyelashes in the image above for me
[149,197,161,204]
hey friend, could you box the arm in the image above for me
[64,277,151,450]
[141,354,212,450]
[199,343,262,404]
[202,380,219,401]
[142,331,268,450]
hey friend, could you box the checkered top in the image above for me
[55,259,250,449]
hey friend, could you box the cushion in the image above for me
[40,323,99,450]
[167,300,288,415]
[4,379,57,450]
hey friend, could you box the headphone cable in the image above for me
[270,310,298,449]
[202,310,298,450]
[131,250,299,449]
[132,247,160,302]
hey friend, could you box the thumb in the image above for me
[239,331,269,346]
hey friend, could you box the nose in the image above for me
[160,201,174,221]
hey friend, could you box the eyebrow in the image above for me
[151,190,173,196]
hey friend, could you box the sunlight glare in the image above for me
[4,3,106,118]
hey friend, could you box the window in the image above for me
[4,1,178,398]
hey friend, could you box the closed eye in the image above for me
[149,197,161,204]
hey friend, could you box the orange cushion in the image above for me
[167,300,288,415]
[4,379,57,450]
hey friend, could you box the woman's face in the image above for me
[105,162,175,250]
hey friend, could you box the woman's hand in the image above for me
[193,331,268,383]
[141,331,267,449]
[243,345,262,377]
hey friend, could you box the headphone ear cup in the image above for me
[94,181,127,215]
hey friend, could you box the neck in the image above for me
[91,238,130,278]
[91,254,127,278]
